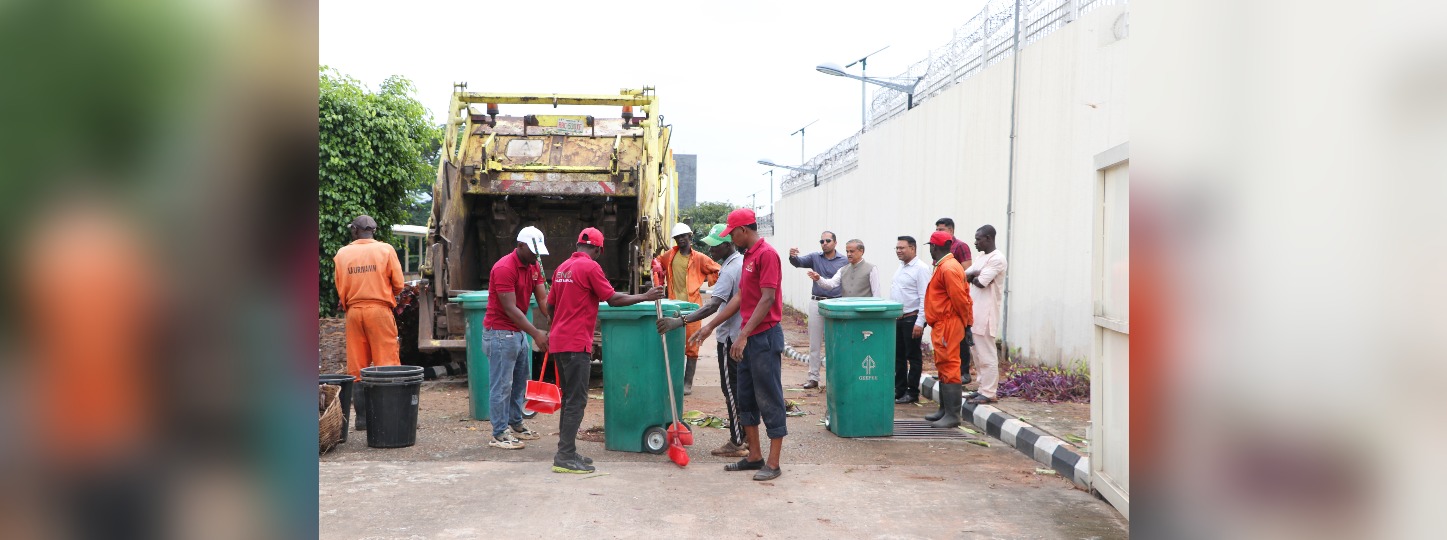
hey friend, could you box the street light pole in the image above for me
[791,120,817,166]
[761,169,774,216]
[845,46,888,132]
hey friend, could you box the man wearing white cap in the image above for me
[651,222,720,395]
[482,226,552,449]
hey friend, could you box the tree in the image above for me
[400,125,444,226]
[318,67,440,316]
[679,201,735,249]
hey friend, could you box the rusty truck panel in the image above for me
[407,86,677,362]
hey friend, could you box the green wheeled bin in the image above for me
[597,300,697,453]
[819,297,903,437]
[456,291,538,421]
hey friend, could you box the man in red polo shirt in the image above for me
[696,208,788,481]
[483,226,552,450]
[547,227,663,474]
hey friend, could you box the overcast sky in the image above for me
[320,0,985,214]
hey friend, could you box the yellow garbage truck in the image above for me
[404,85,678,363]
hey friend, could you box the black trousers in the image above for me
[961,327,973,374]
[554,351,592,458]
[716,337,745,446]
[895,317,923,398]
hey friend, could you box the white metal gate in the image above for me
[1091,144,1129,518]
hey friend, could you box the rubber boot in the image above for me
[924,384,947,422]
[683,357,697,396]
[353,383,368,431]
[930,383,962,428]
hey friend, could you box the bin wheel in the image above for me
[523,410,537,419]
[643,426,668,454]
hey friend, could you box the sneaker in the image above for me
[488,434,525,450]
[552,454,596,474]
[711,441,749,457]
[510,424,541,440]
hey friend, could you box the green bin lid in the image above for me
[817,297,903,317]
[453,290,539,309]
[453,291,488,308]
[597,299,698,319]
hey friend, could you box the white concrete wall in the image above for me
[770,4,1128,365]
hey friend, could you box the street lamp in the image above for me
[758,159,821,187]
[816,62,924,123]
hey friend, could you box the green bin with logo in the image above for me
[455,291,538,421]
[819,297,903,437]
[597,300,697,453]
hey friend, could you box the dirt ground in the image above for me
[321,310,1078,470]
[320,310,1125,539]
[323,306,1091,453]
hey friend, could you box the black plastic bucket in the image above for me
[361,375,422,449]
[361,365,424,381]
[319,374,354,443]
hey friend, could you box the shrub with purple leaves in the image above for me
[996,361,1090,403]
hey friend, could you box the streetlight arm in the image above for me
[828,72,919,94]
[764,163,819,175]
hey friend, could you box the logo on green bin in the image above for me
[860,356,878,381]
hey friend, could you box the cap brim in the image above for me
[700,236,724,246]
[527,241,549,256]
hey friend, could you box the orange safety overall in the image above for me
[654,247,720,357]
[333,239,405,380]
[924,254,974,384]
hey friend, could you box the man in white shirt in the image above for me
[965,225,1008,404]
[806,239,881,299]
[888,236,932,403]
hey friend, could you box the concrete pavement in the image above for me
[321,460,1126,539]
[320,332,1126,539]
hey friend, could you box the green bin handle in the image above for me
[854,306,886,312]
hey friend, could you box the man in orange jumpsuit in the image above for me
[653,222,720,395]
[332,215,405,430]
[922,230,974,428]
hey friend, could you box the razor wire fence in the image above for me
[780,0,1126,196]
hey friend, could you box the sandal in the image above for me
[753,465,782,481]
[966,395,996,404]
[724,458,765,472]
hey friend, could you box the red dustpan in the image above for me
[669,422,693,446]
[524,353,561,414]
[657,300,690,467]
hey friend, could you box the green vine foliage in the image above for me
[318,67,439,317]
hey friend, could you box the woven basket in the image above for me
[319,384,343,454]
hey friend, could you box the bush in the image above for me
[318,67,439,316]
[996,359,1090,403]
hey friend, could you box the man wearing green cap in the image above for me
[661,223,749,457]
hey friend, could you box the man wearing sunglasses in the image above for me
[787,231,847,389]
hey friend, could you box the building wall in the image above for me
[771,4,1128,365]
[675,153,697,209]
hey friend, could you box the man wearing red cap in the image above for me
[699,208,788,481]
[546,227,664,474]
[921,230,974,428]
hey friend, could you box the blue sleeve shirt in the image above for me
[789,251,848,298]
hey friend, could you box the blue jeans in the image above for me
[483,328,529,438]
[736,325,788,439]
